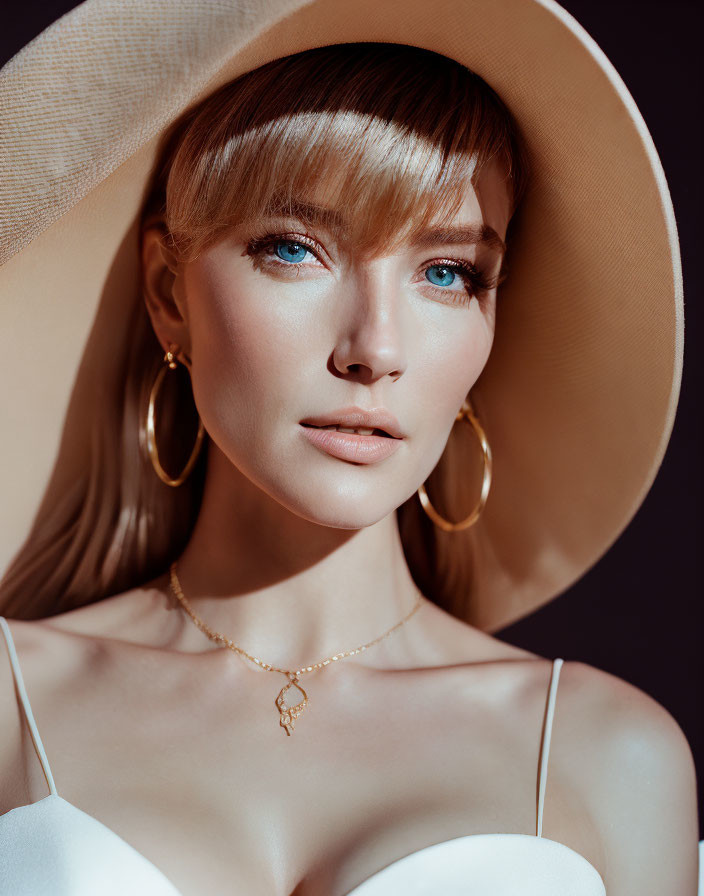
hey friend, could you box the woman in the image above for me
[0,1,698,894]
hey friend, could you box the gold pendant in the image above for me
[275,673,309,736]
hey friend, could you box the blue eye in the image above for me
[425,265,457,288]
[274,240,309,264]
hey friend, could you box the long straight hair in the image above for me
[0,42,529,621]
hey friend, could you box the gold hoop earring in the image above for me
[146,345,205,487]
[416,398,492,532]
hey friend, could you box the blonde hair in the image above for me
[0,42,529,621]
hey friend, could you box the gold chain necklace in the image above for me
[168,561,425,736]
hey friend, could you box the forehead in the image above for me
[447,155,512,244]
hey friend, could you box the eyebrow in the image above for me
[260,198,506,256]
[262,198,349,232]
[410,225,506,256]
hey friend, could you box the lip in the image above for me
[299,406,405,439]
[299,424,403,464]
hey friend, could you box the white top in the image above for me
[0,615,606,895]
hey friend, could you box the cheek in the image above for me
[418,305,494,417]
[183,264,320,443]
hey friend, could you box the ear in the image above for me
[141,220,192,365]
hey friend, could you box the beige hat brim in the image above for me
[0,0,683,631]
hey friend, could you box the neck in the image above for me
[164,442,425,670]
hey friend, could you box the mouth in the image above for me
[300,423,396,438]
[298,422,403,464]
[299,406,405,439]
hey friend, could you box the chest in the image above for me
[9,651,601,894]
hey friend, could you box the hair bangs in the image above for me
[158,43,527,262]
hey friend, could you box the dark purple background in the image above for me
[3,0,702,837]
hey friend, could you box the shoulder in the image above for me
[554,660,699,893]
[0,616,64,810]
[0,591,167,706]
[0,614,99,714]
[555,660,696,775]
[0,610,130,811]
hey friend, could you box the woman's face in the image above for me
[158,157,511,529]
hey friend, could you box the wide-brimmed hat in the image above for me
[0,0,683,632]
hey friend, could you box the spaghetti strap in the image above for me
[0,616,58,797]
[536,657,564,838]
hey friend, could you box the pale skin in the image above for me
[0,158,698,894]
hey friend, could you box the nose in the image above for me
[331,264,408,384]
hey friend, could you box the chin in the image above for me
[282,491,400,531]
